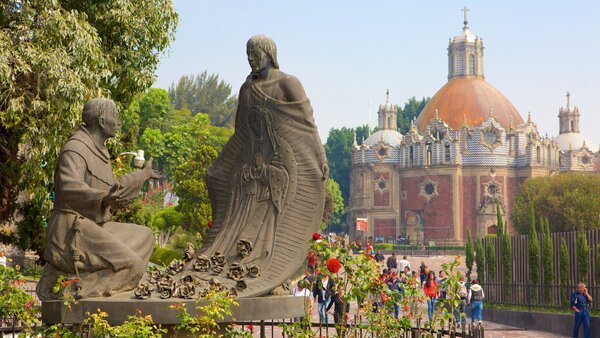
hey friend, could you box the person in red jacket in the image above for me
[423,271,439,320]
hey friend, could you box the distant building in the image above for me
[347,10,592,244]
[554,92,600,172]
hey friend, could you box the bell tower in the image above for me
[558,91,580,134]
[448,7,485,80]
[377,90,398,130]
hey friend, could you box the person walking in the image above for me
[468,279,485,325]
[293,278,313,322]
[398,255,410,272]
[454,275,468,328]
[313,273,335,324]
[374,250,385,263]
[419,261,429,285]
[386,252,398,273]
[387,272,404,319]
[571,282,592,338]
[327,285,350,337]
[423,271,439,320]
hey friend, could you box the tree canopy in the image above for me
[396,96,430,133]
[168,71,238,127]
[0,0,178,253]
[511,173,600,234]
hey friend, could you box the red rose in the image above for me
[207,220,213,228]
[312,233,321,241]
[326,257,341,274]
[246,324,254,333]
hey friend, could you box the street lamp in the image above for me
[120,150,145,168]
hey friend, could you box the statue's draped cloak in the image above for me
[37,127,154,299]
[186,78,327,297]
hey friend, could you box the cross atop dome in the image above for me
[462,6,470,30]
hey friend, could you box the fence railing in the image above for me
[0,315,484,338]
[481,282,598,311]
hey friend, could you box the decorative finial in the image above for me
[509,115,514,129]
[488,106,494,118]
[352,130,358,147]
[461,6,470,30]
[386,89,390,104]
[566,91,571,110]
[463,113,468,127]
[527,111,532,124]
[582,139,587,149]
[434,108,440,120]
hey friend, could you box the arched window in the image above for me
[571,120,574,132]
[469,54,475,76]
[536,146,541,164]
[409,146,414,166]
[426,144,432,166]
[547,145,552,166]
[444,143,451,162]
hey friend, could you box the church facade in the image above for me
[348,13,598,244]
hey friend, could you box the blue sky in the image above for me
[155,1,600,147]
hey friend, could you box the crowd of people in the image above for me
[301,245,487,328]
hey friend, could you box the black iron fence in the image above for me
[232,317,484,338]
[481,282,598,311]
[0,315,484,338]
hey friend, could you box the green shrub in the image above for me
[577,225,589,283]
[465,229,474,279]
[150,247,182,267]
[373,243,394,251]
[476,238,485,283]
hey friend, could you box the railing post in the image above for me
[260,320,265,338]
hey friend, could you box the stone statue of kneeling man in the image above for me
[37,97,159,300]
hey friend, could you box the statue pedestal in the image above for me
[42,294,306,325]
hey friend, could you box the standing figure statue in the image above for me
[163,34,328,298]
[37,98,159,300]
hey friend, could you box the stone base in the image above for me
[42,293,306,325]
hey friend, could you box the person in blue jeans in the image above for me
[571,282,592,338]
[467,279,484,324]
[387,272,404,319]
[454,275,468,328]
[313,273,335,324]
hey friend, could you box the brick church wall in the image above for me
[401,174,454,241]
[461,176,477,240]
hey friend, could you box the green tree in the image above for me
[149,205,183,248]
[496,201,504,234]
[476,238,485,283]
[0,0,178,254]
[168,71,238,127]
[559,238,570,305]
[139,128,166,164]
[528,219,540,287]
[512,173,600,233]
[577,225,590,283]
[502,231,512,298]
[173,145,219,233]
[465,229,474,279]
[396,97,430,133]
[324,125,370,205]
[321,178,347,233]
[485,239,497,281]
[138,88,175,134]
[541,217,554,303]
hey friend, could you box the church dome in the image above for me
[416,77,524,131]
[363,129,403,147]
[554,132,593,152]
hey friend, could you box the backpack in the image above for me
[458,284,468,298]
[424,267,430,274]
